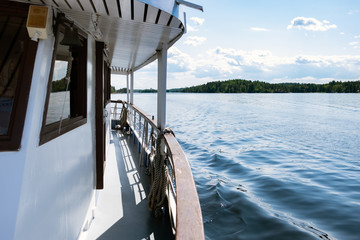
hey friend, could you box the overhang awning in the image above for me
[14,0,185,74]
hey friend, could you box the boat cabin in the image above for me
[0,0,203,239]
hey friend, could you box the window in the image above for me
[0,2,38,151]
[40,16,87,145]
[104,61,111,106]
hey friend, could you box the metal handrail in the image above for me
[110,100,204,239]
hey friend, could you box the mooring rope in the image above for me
[119,102,128,130]
[148,128,175,217]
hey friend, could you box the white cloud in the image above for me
[131,47,360,89]
[184,36,207,46]
[349,41,359,49]
[166,47,360,86]
[355,35,360,39]
[187,17,205,33]
[347,10,359,15]
[167,71,212,89]
[168,47,195,71]
[251,27,269,32]
[190,17,205,26]
[287,17,337,31]
[186,25,197,32]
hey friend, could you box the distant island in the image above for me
[110,79,360,94]
[112,88,157,93]
[169,79,360,93]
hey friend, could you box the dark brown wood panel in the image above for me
[0,1,38,151]
[95,41,106,189]
[104,60,111,107]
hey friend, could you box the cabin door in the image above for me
[95,41,110,189]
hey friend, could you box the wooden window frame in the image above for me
[0,2,38,151]
[104,60,111,106]
[39,16,87,145]
[95,41,106,189]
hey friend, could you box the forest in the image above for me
[112,87,157,93]
[168,79,360,93]
[51,78,68,92]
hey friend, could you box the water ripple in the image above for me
[113,93,360,240]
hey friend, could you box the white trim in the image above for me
[157,44,167,130]
[126,74,130,104]
[130,71,134,105]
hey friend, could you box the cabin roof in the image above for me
[13,0,184,74]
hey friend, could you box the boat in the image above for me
[0,0,204,239]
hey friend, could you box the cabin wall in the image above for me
[0,150,27,240]
[0,34,54,240]
[11,35,97,240]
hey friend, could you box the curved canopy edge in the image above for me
[12,0,185,73]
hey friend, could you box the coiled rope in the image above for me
[148,128,175,217]
[119,102,128,130]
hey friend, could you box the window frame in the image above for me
[104,60,111,107]
[0,2,38,151]
[39,15,87,145]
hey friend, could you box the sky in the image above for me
[111,0,360,90]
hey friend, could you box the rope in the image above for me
[58,54,73,134]
[148,128,175,217]
[119,102,128,130]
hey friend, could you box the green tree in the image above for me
[51,78,67,92]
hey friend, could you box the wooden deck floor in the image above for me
[86,131,174,240]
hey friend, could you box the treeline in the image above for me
[51,78,68,92]
[169,79,360,93]
[52,78,117,93]
[111,87,157,93]
[113,87,127,93]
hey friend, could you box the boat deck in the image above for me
[85,131,174,240]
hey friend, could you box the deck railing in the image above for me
[110,100,204,239]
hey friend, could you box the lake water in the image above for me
[112,93,360,240]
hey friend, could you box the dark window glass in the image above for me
[40,19,87,145]
[0,1,38,151]
[45,35,72,125]
[0,15,26,135]
[104,61,111,107]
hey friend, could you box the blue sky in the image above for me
[112,0,360,89]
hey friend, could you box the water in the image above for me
[46,91,70,124]
[112,93,360,240]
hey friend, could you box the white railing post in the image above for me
[157,44,167,131]
[126,72,130,104]
[130,70,134,105]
